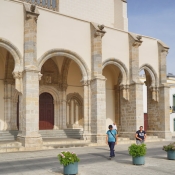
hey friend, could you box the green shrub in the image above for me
[58,151,80,166]
[163,142,175,151]
[128,144,147,157]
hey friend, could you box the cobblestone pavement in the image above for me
[0,141,175,175]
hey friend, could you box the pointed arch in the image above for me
[139,64,158,87]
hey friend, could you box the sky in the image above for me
[127,0,175,75]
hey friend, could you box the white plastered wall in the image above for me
[102,28,129,70]
[139,37,159,77]
[0,0,24,57]
[59,0,114,28]
[37,9,91,71]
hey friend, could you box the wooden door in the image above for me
[39,93,54,130]
[144,113,148,131]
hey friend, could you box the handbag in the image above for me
[109,130,116,142]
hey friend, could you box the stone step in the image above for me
[42,138,90,149]
[0,141,22,148]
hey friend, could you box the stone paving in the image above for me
[0,141,175,175]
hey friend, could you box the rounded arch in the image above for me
[102,58,129,85]
[39,85,60,104]
[38,49,90,81]
[139,64,158,87]
[0,38,22,72]
[67,93,83,106]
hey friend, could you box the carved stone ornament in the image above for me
[91,23,106,38]
[81,79,90,86]
[24,4,40,21]
[12,71,23,93]
[38,72,43,81]
[129,33,143,48]
[120,85,129,101]
[150,86,159,102]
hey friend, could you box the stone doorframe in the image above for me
[39,85,60,129]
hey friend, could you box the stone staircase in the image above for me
[39,129,83,139]
[0,131,18,141]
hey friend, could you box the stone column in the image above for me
[17,4,42,147]
[120,33,143,138]
[147,41,171,139]
[82,80,90,135]
[4,82,13,130]
[90,23,106,144]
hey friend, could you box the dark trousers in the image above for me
[108,142,115,157]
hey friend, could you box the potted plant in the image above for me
[128,144,146,165]
[58,151,80,175]
[163,142,175,160]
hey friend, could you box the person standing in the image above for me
[112,122,117,131]
[106,125,118,159]
[135,126,146,145]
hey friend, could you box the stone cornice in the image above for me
[91,23,106,38]
[129,33,143,48]
[122,0,127,3]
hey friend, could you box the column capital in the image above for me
[24,4,40,21]
[129,33,143,48]
[91,23,106,38]
[81,79,90,86]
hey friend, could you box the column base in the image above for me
[67,124,83,129]
[17,136,43,148]
[146,130,172,140]
[119,132,136,139]
[91,134,106,144]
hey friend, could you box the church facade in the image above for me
[0,0,171,148]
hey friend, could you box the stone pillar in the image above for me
[147,41,171,139]
[62,90,67,129]
[120,33,143,138]
[90,23,106,143]
[4,82,13,130]
[17,4,42,147]
[82,80,90,138]
[17,70,42,147]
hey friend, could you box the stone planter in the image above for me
[132,156,145,165]
[63,162,78,175]
[167,151,175,160]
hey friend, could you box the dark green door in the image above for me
[174,119,175,131]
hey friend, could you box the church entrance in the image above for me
[39,93,54,130]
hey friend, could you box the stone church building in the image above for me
[0,0,171,148]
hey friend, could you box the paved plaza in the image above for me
[0,141,175,175]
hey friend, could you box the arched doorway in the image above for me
[39,93,54,130]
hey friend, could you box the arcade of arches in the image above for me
[0,50,84,131]
[0,43,171,147]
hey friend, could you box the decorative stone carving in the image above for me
[120,84,129,101]
[24,4,40,21]
[150,86,159,102]
[129,33,143,48]
[91,23,106,38]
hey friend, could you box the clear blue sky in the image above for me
[127,0,175,75]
